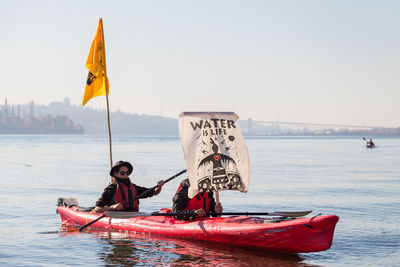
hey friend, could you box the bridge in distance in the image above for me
[237,119,400,136]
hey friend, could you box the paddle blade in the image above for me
[39,228,80,234]
[273,210,312,217]
[38,230,63,234]
[105,211,150,219]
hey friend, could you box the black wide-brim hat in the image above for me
[110,160,133,176]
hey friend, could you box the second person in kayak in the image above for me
[172,178,223,220]
[94,160,165,213]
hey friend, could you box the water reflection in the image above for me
[59,225,321,266]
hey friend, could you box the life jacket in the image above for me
[113,183,139,211]
[176,184,213,212]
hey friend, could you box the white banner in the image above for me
[179,112,250,198]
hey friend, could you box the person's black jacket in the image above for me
[172,178,216,220]
[95,178,154,211]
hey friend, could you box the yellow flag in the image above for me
[82,18,109,106]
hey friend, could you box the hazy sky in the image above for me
[1,0,399,126]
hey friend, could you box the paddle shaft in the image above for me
[140,169,187,195]
[77,214,107,231]
[118,168,187,207]
[151,212,306,217]
[363,137,374,143]
[77,169,187,232]
[105,210,312,219]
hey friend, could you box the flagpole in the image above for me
[105,94,113,169]
[100,18,113,169]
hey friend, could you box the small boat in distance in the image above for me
[366,142,375,149]
[363,137,376,149]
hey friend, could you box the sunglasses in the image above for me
[118,170,130,176]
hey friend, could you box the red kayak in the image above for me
[57,206,339,253]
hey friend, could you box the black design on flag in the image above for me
[86,71,96,85]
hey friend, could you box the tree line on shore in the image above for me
[0,98,178,135]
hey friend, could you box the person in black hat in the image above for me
[94,160,165,213]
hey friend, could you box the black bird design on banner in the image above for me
[198,138,235,169]
[196,138,242,192]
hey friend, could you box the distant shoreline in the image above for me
[1,98,399,136]
[1,134,400,139]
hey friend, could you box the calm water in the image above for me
[0,135,399,266]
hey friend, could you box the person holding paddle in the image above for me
[368,139,375,147]
[94,160,165,213]
[172,178,223,220]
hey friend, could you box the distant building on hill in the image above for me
[31,98,178,135]
[0,99,83,134]
[0,98,178,135]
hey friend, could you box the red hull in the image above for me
[57,206,338,253]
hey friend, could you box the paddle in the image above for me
[105,210,313,219]
[73,169,187,232]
